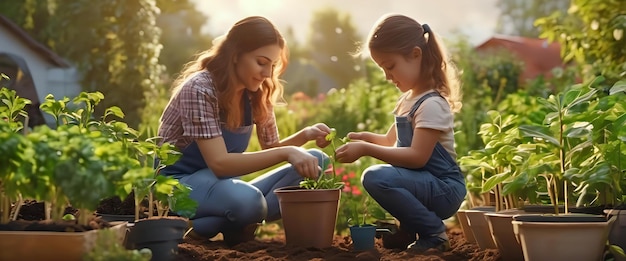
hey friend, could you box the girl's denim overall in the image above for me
[361,92,466,238]
[160,92,327,238]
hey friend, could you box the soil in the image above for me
[175,223,501,261]
[96,193,138,215]
[0,201,113,232]
[5,201,502,260]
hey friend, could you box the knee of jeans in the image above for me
[224,185,267,225]
[361,165,388,191]
[307,148,329,167]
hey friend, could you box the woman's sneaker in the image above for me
[407,232,450,253]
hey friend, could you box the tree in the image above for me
[1,0,165,127]
[0,1,59,52]
[281,26,332,97]
[155,0,213,80]
[495,0,570,37]
[535,0,626,84]
[50,0,163,127]
[305,7,365,92]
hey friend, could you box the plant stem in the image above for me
[0,192,8,224]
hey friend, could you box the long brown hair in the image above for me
[367,14,462,112]
[170,16,288,130]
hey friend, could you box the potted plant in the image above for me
[511,76,620,261]
[0,89,131,260]
[84,228,152,261]
[583,78,626,260]
[274,128,345,248]
[460,102,540,259]
[123,137,197,261]
[346,196,386,251]
[0,87,30,225]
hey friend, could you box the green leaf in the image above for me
[104,106,125,119]
[609,80,626,95]
[565,88,597,110]
[519,125,560,146]
[482,172,511,192]
[369,206,387,220]
[609,244,626,258]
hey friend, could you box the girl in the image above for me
[157,16,332,246]
[335,14,466,253]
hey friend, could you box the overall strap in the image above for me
[408,92,444,118]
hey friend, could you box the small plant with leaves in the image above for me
[0,87,31,224]
[121,136,197,220]
[346,196,386,227]
[84,228,152,261]
[299,128,346,190]
[32,91,143,224]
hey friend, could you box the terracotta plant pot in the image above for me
[455,209,476,243]
[485,209,525,261]
[349,224,376,251]
[512,214,613,261]
[125,217,187,261]
[464,206,497,249]
[0,221,127,261]
[605,208,626,261]
[274,186,341,248]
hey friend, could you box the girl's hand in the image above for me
[335,142,363,163]
[287,147,321,179]
[346,132,363,141]
[305,123,332,148]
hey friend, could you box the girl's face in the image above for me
[370,48,422,93]
[234,44,282,92]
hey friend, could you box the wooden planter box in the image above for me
[0,221,127,261]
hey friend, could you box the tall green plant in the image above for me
[567,79,626,207]
[460,110,526,210]
[519,76,605,214]
[35,92,138,224]
[0,87,31,224]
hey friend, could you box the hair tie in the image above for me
[422,24,431,35]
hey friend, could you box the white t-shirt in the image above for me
[392,90,457,159]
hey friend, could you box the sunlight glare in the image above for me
[238,0,282,13]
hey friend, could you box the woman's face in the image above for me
[234,44,282,92]
[370,48,422,93]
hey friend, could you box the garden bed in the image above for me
[6,201,501,260]
[176,223,500,261]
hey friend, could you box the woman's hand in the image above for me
[304,123,332,148]
[287,147,321,179]
[334,142,364,163]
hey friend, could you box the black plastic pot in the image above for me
[125,217,188,261]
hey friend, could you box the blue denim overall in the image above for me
[160,92,327,238]
[361,92,466,239]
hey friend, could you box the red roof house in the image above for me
[475,35,566,83]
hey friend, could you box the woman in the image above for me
[157,16,331,246]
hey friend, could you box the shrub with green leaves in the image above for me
[518,76,626,213]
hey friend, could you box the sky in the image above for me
[190,0,501,46]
